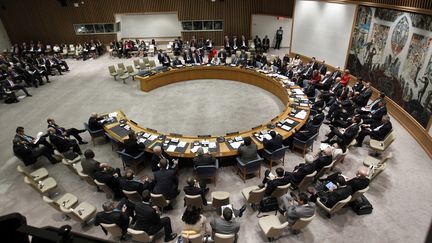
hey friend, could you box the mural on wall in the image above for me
[347,6,432,128]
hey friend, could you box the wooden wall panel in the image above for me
[0,0,294,45]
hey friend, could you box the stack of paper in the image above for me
[281,125,292,131]
[108,112,118,118]
[167,145,177,152]
[190,146,201,153]
[209,142,217,149]
[294,110,307,119]
[178,141,187,148]
[148,135,158,141]
[230,141,243,149]
[137,138,146,144]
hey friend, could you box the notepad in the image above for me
[166,145,177,152]
[148,135,158,141]
[137,138,146,144]
[281,125,292,131]
[143,133,150,138]
[108,112,118,118]
[177,141,187,148]
[230,141,243,149]
[263,134,272,140]
[209,142,217,149]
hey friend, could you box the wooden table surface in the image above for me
[104,65,310,158]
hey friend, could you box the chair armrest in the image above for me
[263,149,272,156]
[132,151,145,159]
[236,157,246,167]
[215,159,219,169]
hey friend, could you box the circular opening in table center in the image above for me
[130,79,285,136]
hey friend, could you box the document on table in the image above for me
[177,141,187,148]
[137,138,146,144]
[148,135,158,141]
[191,146,201,153]
[281,125,292,131]
[263,134,272,140]
[166,145,177,152]
[230,141,243,150]
[108,112,118,118]
[295,110,307,119]
[209,142,217,149]
[285,118,295,124]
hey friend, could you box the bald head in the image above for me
[357,167,368,177]
[153,146,162,155]
[91,112,98,118]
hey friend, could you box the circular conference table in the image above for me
[103,65,310,158]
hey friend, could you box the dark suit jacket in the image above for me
[370,122,392,140]
[263,135,283,152]
[290,163,316,184]
[321,185,352,208]
[151,150,173,171]
[94,170,120,194]
[342,124,359,143]
[309,113,324,126]
[265,176,290,196]
[370,107,387,121]
[119,178,149,195]
[312,155,333,173]
[13,143,37,165]
[153,169,178,199]
[88,117,103,131]
[94,211,129,233]
[49,134,72,153]
[238,143,258,162]
[193,154,216,167]
[346,176,369,193]
[183,185,207,205]
[133,202,162,232]
[124,138,145,157]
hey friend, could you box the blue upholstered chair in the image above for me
[117,149,145,172]
[236,154,263,183]
[83,122,105,146]
[105,132,122,151]
[194,159,219,185]
[262,145,289,170]
[292,133,318,157]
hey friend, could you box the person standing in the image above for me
[275,27,283,49]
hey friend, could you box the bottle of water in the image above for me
[38,180,44,189]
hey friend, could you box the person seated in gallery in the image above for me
[94,166,123,199]
[284,158,316,186]
[94,199,135,240]
[162,53,171,67]
[316,71,333,91]
[279,192,315,226]
[355,81,373,107]
[322,116,360,146]
[259,167,291,196]
[172,56,183,66]
[217,48,227,63]
[193,147,216,167]
[238,50,248,66]
[13,137,59,165]
[81,149,113,179]
[210,205,246,242]
[151,145,178,172]
[119,169,154,195]
[237,137,258,163]
[183,176,209,206]
[355,115,392,147]
[355,92,386,115]
[47,127,82,155]
[46,118,87,144]
[309,146,333,173]
[307,108,325,127]
[123,131,145,157]
[340,69,351,87]
[152,159,179,200]
[308,176,352,208]
[181,205,209,237]
[285,124,318,149]
[263,131,283,152]
[183,50,193,64]
[360,101,387,125]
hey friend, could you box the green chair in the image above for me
[117,63,126,70]
[126,65,138,80]
[108,65,118,80]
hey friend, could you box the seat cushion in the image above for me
[259,215,281,234]
[242,186,259,200]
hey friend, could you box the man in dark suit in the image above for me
[361,101,387,124]
[124,131,145,157]
[94,200,134,239]
[47,118,87,145]
[238,137,258,163]
[323,116,360,146]
[285,161,316,185]
[3,75,32,96]
[88,113,104,131]
[309,176,352,208]
[286,125,318,149]
[172,57,182,66]
[346,167,370,193]
[162,53,171,67]
[119,169,153,195]
[274,27,283,49]
[311,147,333,173]
[254,35,262,50]
[307,108,325,127]
[263,131,283,152]
[94,167,122,198]
[152,159,179,200]
[217,49,227,63]
[133,190,177,242]
[262,35,270,52]
[261,167,290,196]
[47,127,82,154]
[355,115,392,146]
[151,145,178,172]
[193,147,216,167]
[13,138,58,165]
[183,177,208,206]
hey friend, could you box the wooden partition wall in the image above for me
[0,0,294,45]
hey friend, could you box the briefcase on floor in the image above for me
[350,195,373,215]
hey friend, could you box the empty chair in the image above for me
[117,63,126,70]
[296,171,317,191]
[16,164,48,181]
[364,153,392,180]
[214,233,235,243]
[292,133,318,157]
[236,154,263,183]
[127,228,155,243]
[331,151,348,170]
[77,170,98,188]
[148,45,155,56]
[149,60,156,68]
[43,193,78,217]
[316,195,352,218]
[62,159,79,175]
[369,131,395,156]
[117,68,130,84]
[270,183,290,198]
[117,149,145,172]
[126,65,138,80]
[194,159,218,185]
[100,223,123,240]
[181,232,203,243]
[83,122,105,146]
[151,193,170,214]
[122,190,142,202]
[185,194,204,209]
[108,65,118,80]
[94,179,114,199]
[68,44,75,56]
[242,186,265,209]
[24,175,57,195]
[258,215,288,241]
[139,62,147,71]
[290,214,315,234]
[143,57,150,67]
[133,59,141,69]
[60,201,96,225]
[262,145,288,170]
[350,186,369,202]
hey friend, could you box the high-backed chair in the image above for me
[181,233,203,243]
[133,59,141,69]
[270,183,290,198]
[83,122,105,146]
[290,214,315,234]
[23,175,57,195]
[364,153,392,180]
[242,186,265,209]
[117,149,145,172]
[214,233,235,243]
[194,159,218,185]
[43,193,78,218]
[262,146,289,170]
[292,133,318,157]
[149,60,156,68]
[350,186,369,202]
[108,65,118,80]
[315,161,335,181]
[94,179,114,199]
[148,45,155,56]
[331,151,348,171]
[151,193,170,214]
[100,223,123,240]
[369,131,395,156]
[122,190,142,202]
[117,63,126,70]
[296,171,317,191]
[316,195,351,218]
[127,228,155,243]
[62,159,79,175]
[236,155,263,183]
[126,65,138,80]
[16,164,48,181]
[258,215,288,241]
[77,170,98,188]
[143,57,150,67]
[117,68,130,84]
[60,202,96,225]
[185,194,204,209]
[139,62,147,71]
